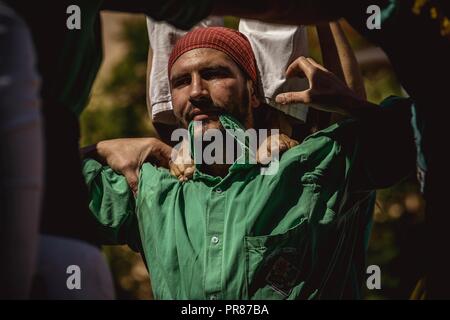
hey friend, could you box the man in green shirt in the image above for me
[82,27,415,299]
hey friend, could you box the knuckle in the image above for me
[310,68,319,79]
[285,92,295,101]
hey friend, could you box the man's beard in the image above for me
[182,94,250,166]
[173,92,253,174]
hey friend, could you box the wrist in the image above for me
[144,137,170,163]
[80,144,99,160]
[340,95,378,119]
[145,137,158,156]
[96,140,110,159]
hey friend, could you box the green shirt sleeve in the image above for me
[82,158,140,248]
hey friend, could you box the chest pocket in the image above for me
[244,174,332,300]
[245,219,315,300]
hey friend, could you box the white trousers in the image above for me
[146,17,309,125]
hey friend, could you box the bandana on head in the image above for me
[168,27,258,84]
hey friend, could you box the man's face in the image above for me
[170,48,258,130]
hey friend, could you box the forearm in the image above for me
[80,137,172,174]
[328,21,366,99]
[317,22,345,82]
[81,137,167,195]
[316,21,366,125]
[80,141,123,165]
[317,21,365,99]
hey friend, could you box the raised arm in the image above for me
[315,21,366,125]
[103,0,346,30]
[317,21,366,100]
[274,57,415,190]
[101,0,212,30]
[212,0,343,26]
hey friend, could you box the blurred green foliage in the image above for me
[80,15,425,300]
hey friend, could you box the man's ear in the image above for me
[247,79,261,109]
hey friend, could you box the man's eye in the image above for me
[202,69,230,80]
[172,77,190,88]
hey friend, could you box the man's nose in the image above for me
[189,74,208,100]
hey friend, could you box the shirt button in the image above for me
[215,188,222,194]
[211,236,219,245]
[210,294,217,300]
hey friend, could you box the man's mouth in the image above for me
[189,108,222,122]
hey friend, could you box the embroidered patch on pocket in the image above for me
[265,251,301,296]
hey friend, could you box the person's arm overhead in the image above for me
[317,21,366,100]
[316,21,366,124]
[102,0,213,30]
[102,0,342,27]
[213,0,343,25]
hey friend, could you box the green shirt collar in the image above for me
[188,114,257,182]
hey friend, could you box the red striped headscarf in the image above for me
[168,27,257,84]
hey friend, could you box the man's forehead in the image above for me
[170,48,238,77]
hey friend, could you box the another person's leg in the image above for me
[0,3,43,299]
